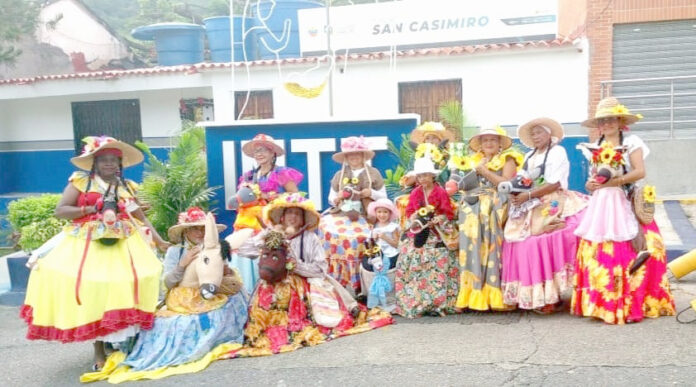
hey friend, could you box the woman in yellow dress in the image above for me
[20,136,168,370]
[452,126,522,311]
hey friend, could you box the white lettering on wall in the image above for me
[290,138,336,207]
[222,141,236,210]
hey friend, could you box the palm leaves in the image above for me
[136,123,220,238]
[438,100,477,142]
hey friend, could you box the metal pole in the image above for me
[669,80,674,138]
[229,2,236,121]
[325,1,334,117]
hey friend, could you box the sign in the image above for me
[205,116,419,231]
[298,0,557,55]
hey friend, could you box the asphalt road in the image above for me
[2,271,695,387]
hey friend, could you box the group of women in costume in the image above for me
[20,97,676,381]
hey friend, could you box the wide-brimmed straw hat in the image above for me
[332,136,375,163]
[263,193,321,231]
[242,133,285,157]
[469,125,513,152]
[70,136,144,171]
[581,97,643,128]
[367,198,398,222]
[411,156,440,176]
[517,117,564,149]
[168,207,226,244]
[410,121,455,144]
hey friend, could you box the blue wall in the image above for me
[205,118,590,231]
[0,148,170,194]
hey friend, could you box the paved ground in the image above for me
[1,202,696,386]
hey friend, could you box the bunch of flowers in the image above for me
[591,141,625,168]
[414,143,448,168]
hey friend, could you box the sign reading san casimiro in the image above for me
[298,0,557,55]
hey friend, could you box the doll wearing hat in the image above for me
[232,133,304,294]
[320,136,387,295]
[449,125,522,311]
[21,136,165,371]
[571,97,675,324]
[499,118,588,314]
[394,157,458,318]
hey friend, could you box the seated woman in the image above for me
[453,126,523,311]
[237,194,393,356]
[500,118,587,314]
[106,209,247,375]
[232,133,303,294]
[395,157,458,318]
[571,97,675,324]
[320,136,386,295]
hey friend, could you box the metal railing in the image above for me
[600,75,696,139]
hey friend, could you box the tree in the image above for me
[0,0,40,66]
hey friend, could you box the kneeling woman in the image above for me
[395,157,458,318]
[571,97,675,324]
[239,194,393,356]
[500,118,587,313]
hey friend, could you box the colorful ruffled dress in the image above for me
[394,184,459,318]
[231,166,303,294]
[320,165,386,294]
[21,172,162,343]
[501,145,588,310]
[455,149,523,311]
[571,135,675,324]
[228,273,393,357]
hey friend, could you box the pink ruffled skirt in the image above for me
[501,211,584,309]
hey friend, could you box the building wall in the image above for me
[585,0,696,119]
[37,0,129,69]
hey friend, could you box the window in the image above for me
[398,79,462,122]
[71,99,142,154]
[235,90,274,119]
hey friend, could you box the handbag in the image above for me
[630,184,655,225]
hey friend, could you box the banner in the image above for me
[298,0,557,55]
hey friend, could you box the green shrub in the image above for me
[7,194,68,251]
[18,217,66,251]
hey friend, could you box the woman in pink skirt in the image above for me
[571,97,675,324]
[500,118,587,313]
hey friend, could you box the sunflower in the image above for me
[342,177,350,185]
[599,147,616,164]
[417,207,430,217]
[643,185,656,203]
[611,104,629,115]
[431,150,443,163]
[450,155,470,171]
[372,246,381,255]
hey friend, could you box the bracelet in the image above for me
[527,191,532,200]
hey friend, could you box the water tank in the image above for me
[131,23,205,66]
[253,0,322,59]
[204,16,258,62]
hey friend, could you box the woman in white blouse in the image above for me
[500,117,588,313]
[571,97,675,324]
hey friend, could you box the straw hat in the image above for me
[581,97,643,128]
[410,121,455,144]
[367,198,398,222]
[70,136,144,171]
[332,136,375,163]
[411,156,440,176]
[168,207,226,244]
[262,193,321,231]
[469,125,513,152]
[517,117,564,148]
[242,133,285,157]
